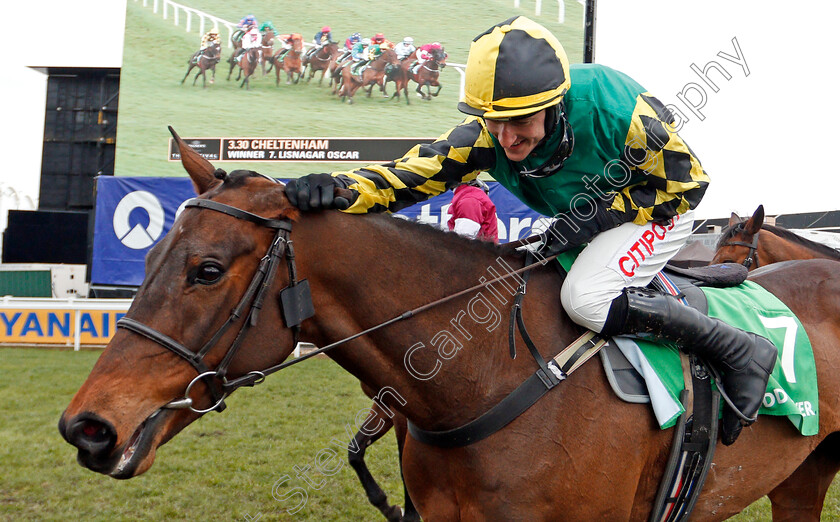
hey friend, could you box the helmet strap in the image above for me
[518,103,574,178]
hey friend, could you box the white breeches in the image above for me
[560,210,695,332]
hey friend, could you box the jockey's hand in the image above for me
[285,173,355,211]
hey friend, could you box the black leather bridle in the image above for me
[116,197,310,414]
[720,223,760,269]
[113,191,564,420]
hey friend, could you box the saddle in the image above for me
[602,262,748,402]
[602,262,747,522]
[350,60,369,77]
[407,261,750,521]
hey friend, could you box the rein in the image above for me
[721,223,760,268]
[117,197,560,415]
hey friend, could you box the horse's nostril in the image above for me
[65,413,117,456]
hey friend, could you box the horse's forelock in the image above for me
[211,171,298,221]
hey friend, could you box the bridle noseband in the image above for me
[117,197,309,414]
[721,223,760,269]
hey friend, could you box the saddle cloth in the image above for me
[599,266,819,436]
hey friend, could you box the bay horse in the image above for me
[302,41,339,85]
[409,47,446,100]
[59,131,840,520]
[181,44,221,88]
[226,47,260,90]
[260,29,276,76]
[270,34,304,86]
[713,204,840,269]
[329,50,353,92]
[385,57,412,104]
[338,49,399,104]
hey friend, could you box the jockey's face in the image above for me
[483,110,546,163]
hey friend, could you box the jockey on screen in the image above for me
[306,25,334,59]
[394,36,416,60]
[284,16,778,447]
[413,41,444,74]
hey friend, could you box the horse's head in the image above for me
[431,47,447,64]
[712,204,764,268]
[205,44,221,59]
[262,29,275,47]
[291,33,303,52]
[380,48,399,65]
[58,128,305,478]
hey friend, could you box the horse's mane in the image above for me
[718,220,840,260]
[371,212,523,260]
[214,173,524,260]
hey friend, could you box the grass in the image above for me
[115,0,585,178]
[0,347,405,521]
[4,345,840,520]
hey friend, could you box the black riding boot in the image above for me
[608,287,778,445]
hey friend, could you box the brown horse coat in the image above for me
[59,137,840,520]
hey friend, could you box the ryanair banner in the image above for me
[92,177,546,287]
[0,306,129,346]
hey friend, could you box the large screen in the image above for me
[115,0,586,179]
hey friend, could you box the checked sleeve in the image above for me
[607,93,710,225]
[333,117,497,213]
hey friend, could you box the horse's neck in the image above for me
[296,213,574,430]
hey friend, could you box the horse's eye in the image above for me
[193,263,224,285]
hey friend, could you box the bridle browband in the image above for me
[117,194,561,416]
[720,223,760,269]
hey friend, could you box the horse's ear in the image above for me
[728,212,741,227]
[745,205,765,235]
[169,126,222,195]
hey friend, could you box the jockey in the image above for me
[413,42,444,73]
[351,37,369,62]
[370,33,394,49]
[394,36,416,60]
[313,26,333,46]
[284,16,777,447]
[345,32,362,50]
[306,25,334,59]
[259,21,278,37]
[416,41,443,63]
[338,32,362,64]
[233,15,258,46]
[195,30,221,64]
[238,14,258,30]
[236,24,262,62]
[200,30,221,51]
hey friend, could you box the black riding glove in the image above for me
[285,173,355,211]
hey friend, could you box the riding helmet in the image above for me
[458,16,570,120]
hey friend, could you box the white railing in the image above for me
[137,0,237,47]
[136,0,317,51]
[447,62,467,101]
[513,0,577,23]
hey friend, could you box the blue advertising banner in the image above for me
[92,177,548,287]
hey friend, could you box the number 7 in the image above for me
[758,315,797,383]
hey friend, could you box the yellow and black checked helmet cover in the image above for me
[458,16,571,119]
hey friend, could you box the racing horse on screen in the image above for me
[60,131,840,520]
